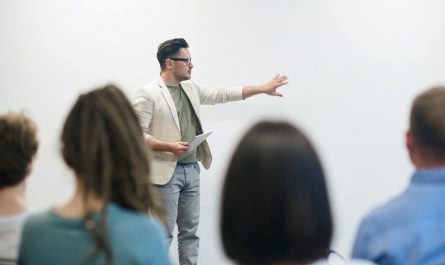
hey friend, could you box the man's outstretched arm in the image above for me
[242,74,288,99]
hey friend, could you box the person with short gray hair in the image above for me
[352,86,445,265]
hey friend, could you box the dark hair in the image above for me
[0,113,38,189]
[410,86,445,159]
[221,121,332,264]
[156,38,189,70]
[61,84,163,264]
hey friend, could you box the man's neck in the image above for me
[416,162,445,170]
[412,152,445,169]
[0,181,27,216]
[161,71,180,86]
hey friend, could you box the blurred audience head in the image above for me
[0,112,38,190]
[221,121,332,265]
[61,84,161,214]
[408,86,445,167]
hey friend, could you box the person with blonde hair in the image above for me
[19,85,171,265]
[0,113,38,264]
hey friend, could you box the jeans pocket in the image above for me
[194,162,201,174]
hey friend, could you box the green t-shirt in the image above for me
[167,84,199,163]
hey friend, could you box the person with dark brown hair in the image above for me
[18,85,171,265]
[133,38,288,265]
[0,113,38,264]
[352,86,445,265]
[221,121,374,265]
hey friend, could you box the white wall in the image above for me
[2,0,445,264]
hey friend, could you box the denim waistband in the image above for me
[176,161,198,167]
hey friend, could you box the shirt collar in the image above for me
[411,166,445,184]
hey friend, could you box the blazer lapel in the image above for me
[158,80,180,131]
[181,83,201,120]
[181,82,204,134]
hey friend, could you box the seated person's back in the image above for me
[20,203,168,264]
[352,86,445,265]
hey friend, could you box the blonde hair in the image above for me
[61,84,163,264]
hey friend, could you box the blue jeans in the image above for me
[155,162,200,265]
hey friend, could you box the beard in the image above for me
[175,72,191,82]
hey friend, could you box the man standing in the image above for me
[352,86,445,265]
[132,38,287,265]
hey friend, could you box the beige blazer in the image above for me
[133,77,243,185]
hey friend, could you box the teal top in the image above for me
[18,203,171,265]
[167,84,199,163]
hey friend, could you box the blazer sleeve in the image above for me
[132,89,154,140]
[192,81,244,105]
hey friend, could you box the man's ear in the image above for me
[24,158,34,178]
[406,130,419,166]
[165,58,173,69]
[406,130,414,152]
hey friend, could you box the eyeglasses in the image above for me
[169,57,192,66]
